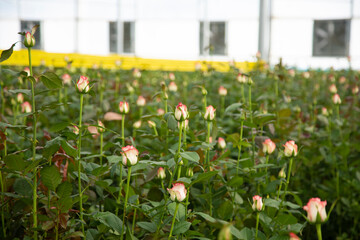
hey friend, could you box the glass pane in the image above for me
[109,22,117,53]
[200,21,204,55]
[210,22,226,55]
[21,21,41,49]
[123,22,135,53]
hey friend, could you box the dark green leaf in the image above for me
[0,43,16,63]
[39,72,63,89]
[180,151,200,163]
[137,222,157,233]
[190,171,218,186]
[9,89,31,96]
[4,154,28,171]
[93,212,123,234]
[172,221,191,235]
[41,166,62,191]
[56,181,72,199]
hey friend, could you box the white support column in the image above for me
[258,0,272,62]
[117,0,123,54]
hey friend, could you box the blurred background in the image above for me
[0,0,359,70]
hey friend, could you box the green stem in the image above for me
[206,121,211,170]
[265,155,269,184]
[276,180,282,200]
[152,126,158,136]
[220,96,225,118]
[0,170,6,238]
[236,120,244,175]
[185,187,189,220]
[183,127,187,149]
[77,93,85,237]
[241,84,245,103]
[132,198,139,234]
[100,133,103,165]
[28,47,39,240]
[249,84,253,123]
[255,212,260,240]
[169,122,183,187]
[177,165,182,180]
[122,114,125,146]
[316,224,322,240]
[116,164,123,215]
[156,180,167,235]
[121,166,132,240]
[203,95,207,114]
[281,157,293,204]
[168,202,179,240]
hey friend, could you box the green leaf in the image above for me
[190,171,218,186]
[195,212,217,223]
[93,212,123,234]
[39,72,63,89]
[0,43,16,63]
[49,122,70,132]
[180,152,200,163]
[276,213,297,225]
[228,176,243,187]
[9,89,32,96]
[43,137,62,158]
[13,177,32,196]
[40,166,62,191]
[225,103,243,114]
[137,222,157,233]
[172,221,191,235]
[4,154,28,171]
[217,200,233,220]
[237,227,253,240]
[60,139,77,158]
[167,114,177,131]
[56,181,72,199]
[57,197,73,213]
[107,155,122,164]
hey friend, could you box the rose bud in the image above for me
[72,125,80,135]
[303,198,327,223]
[121,145,139,166]
[62,74,72,85]
[218,224,233,240]
[147,120,156,128]
[24,67,30,76]
[202,87,207,96]
[133,68,141,78]
[169,72,175,81]
[17,93,24,103]
[321,107,329,116]
[195,62,202,71]
[174,102,188,121]
[283,140,298,157]
[352,86,359,95]
[252,195,263,211]
[119,101,130,114]
[76,76,90,93]
[204,105,216,121]
[157,167,166,179]
[262,139,276,155]
[133,120,142,129]
[167,183,187,202]
[169,81,178,92]
[339,76,346,84]
[21,101,32,113]
[218,137,226,149]
[329,84,337,93]
[186,168,193,178]
[136,96,146,107]
[332,94,341,105]
[288,69,295,77]
[278,167,286,179]
[24,32,36,48]
[157,108,165,116]
[218,86,227,96]
[247,77,254,85]
[237,73,247,84]
[97,120,105,133]
[209,136,213,143]
[289,232,300,240]
[302,72,310,79]
[132,80,139,88]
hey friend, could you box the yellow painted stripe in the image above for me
[1,49,257,72]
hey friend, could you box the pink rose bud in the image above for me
[303,198,327,223]
[21,101,32,113]
[97,120,105,133]
[132,80,139,88]
[195,62,201,71]
[339,76,346,84]
[332,94,341,105]
[209,136,213,143]
[133,120,142,129]
[218,86,228,96]
[133,68,141,78]
[157,167,166,179]
[24,32,36,48]
[289,232,300,240]
[174,102,188,122]
[167,183,187,202]
[147,120,156,128]
[288,69,295,77]
[283,140,298,157]
[204,105,216,121]
[76,76,90,93]
[278,167,286,178]
[252,195,263,211]
[72,125,79,135]
[263,139,276,155]
[329,84,337,94]
[302,72,310,79]
[62,74,72,85]
[136,96,146,107]
[237,73,247,84]
[119,101,130,114]
[24,67,30,76]
[168,81,178,92]
[157,108,165,116]
[169,72,175,81]
[321,107,329,116]
[17,93,24,103]
[352,86,359,95]
[218,137,226,149]
[121,145,139,166]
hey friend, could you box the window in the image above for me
[20,21,41,49]
[313,19,350,57]
[200,21,227,56]
[109,22,118,53]
[123,22,135,54]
